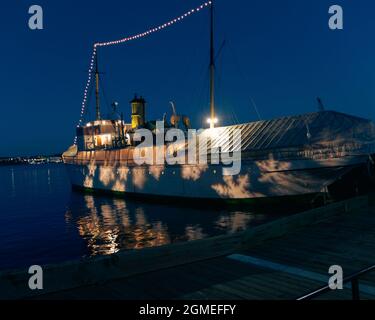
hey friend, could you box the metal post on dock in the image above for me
[351,279,360,300]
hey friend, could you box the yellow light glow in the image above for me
[94,134,112,146]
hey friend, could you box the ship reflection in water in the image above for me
[64,193,261,257]
[0,164,302,271]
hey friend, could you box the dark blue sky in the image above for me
[2,0,375,156]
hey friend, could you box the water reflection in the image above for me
[0,164,301,271]
[66,193,270,257]
[215,212,253,234]
[74,196,172,255]
[47,168,51,189]
[10,168,15,197]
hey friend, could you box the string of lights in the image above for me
[74,1,212,144]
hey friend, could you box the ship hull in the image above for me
[64,111,375,203]
[63,154,369,202]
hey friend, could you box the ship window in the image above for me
[95,134,112,147]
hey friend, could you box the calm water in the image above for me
[0,164,288,271]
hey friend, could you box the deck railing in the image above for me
[66,142,374,166]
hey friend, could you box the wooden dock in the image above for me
[1,195,375,300]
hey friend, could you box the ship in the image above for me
[63,2,375,205]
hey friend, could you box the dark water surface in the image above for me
[0,164,291,271]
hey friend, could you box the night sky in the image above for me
[2,0,375,156]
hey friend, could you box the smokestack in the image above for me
[130,94,146,129]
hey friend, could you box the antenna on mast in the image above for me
[95,51,101,120]
[209,0,216,129]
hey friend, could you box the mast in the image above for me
[209,0,215,129]
[95,52,101,121]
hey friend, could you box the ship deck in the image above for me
[25,194,375,300]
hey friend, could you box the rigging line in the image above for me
[215,23,239,126]
[190,62,210,128]
[216,38,239,126]
[187,12,212,112]
[215,43,226,123]
[84,78,95,121]
[179,19,205,108]
[231,110,238,125]
[230,106,239,125]
[99,76,113,117]
[74,1,213,144]
[230,103,240,124]
[95,2,212,48]
[250,96,262,121]
[216,44,232,126]
[227,40,262,121]
[212,15,255,125]
[192,58,210,103]
[215,40,226,62]
[168,6,208,109]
